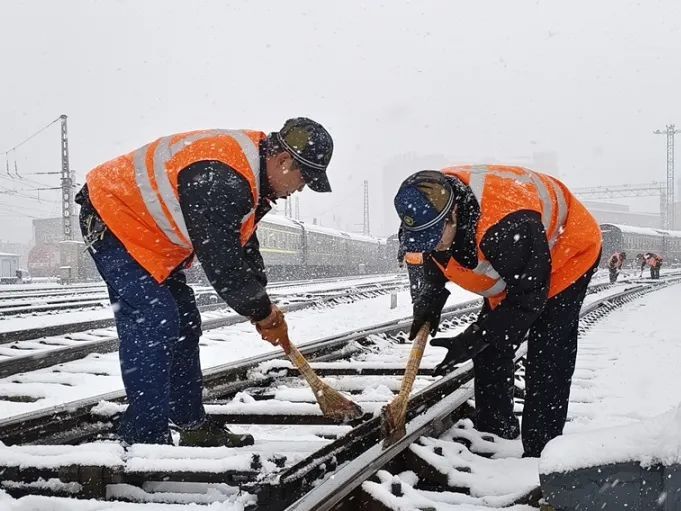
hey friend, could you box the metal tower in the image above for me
[363,180,370,235]
[653,124,680,230]
[60,114,74,240]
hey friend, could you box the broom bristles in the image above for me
[287,343,364,422]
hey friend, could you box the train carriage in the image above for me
[599,223,681,266]
[28,213,401,282]
[344,232,382,274]
[257,215,305,267]
[654,228,681,264]
[302,223,348,270]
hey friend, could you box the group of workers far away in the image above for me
[608,251,664,283]
[79,119,602,458]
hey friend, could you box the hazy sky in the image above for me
[1,0,680,243]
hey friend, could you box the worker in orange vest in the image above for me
[394,166,602,457]
[76,118,333,446]
[607,251,626,283]
[639,252,663,279]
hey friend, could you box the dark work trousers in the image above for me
[651,264,661,279]
[608,267,619,283]
[472,262,597,457]
[79,201,205,444]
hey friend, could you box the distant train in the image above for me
[28,215,400,282]
[600,223,681,266]
[251,215,393,279]
[387,223,681,270]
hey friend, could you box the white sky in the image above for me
[1,0,680,242]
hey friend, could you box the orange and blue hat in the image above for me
[394,170,455,253]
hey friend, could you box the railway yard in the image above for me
[0,269,679,510]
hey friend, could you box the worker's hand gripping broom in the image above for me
[381,323,430,447]
[280,335,364,422]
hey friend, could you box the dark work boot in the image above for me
[179,417,254,447]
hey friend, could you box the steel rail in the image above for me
[0,276,406,344]
[0,300,480,446]
[1,277,677,507]
[0,281,407,379]
[279,276,681,511]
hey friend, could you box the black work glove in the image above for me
[430,324,488,376]
[410,287,450,339]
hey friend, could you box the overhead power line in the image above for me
[2,117,61,155]
[572,182,665,199]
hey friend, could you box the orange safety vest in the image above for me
[644,254,662,267]
[432,165,602,309]
[608,252,624,270]
[87,129,265,283]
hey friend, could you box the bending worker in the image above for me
[393,165,602,457]
[607,251,626,283]
[76,118,334,446]
[640,252,663,279]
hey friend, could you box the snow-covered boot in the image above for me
[179,417,254,447]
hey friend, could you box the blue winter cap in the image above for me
[394,171,455,253]
[277,117,333,193]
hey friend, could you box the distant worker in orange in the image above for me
[394,165,602,457]
[638,252,663,279]
[607,251,627,283]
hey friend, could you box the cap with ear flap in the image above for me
[394,170,455,253]
[277,117,334,192]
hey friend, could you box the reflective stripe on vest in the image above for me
[450,165,569,299]
[467,165,568,247]
[471,260,507,297]
[132,129,260,249]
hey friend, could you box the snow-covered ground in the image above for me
[0,284,477,420]
[541,283,681,473]
[359,280,681,511]
[0,274,404,334]
[2,278,680,510]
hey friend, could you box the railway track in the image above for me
[0,277,621,385]
[0,273,402,318]
[1,275,678,509]
[0,274,405,342]
[0,273,399,301]
[0,276,407,380]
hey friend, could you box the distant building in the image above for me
[32,216,81,244]
[0,241,29,268]
[582,201,661,228]
[0,252,19,283]
[29,216,98,281]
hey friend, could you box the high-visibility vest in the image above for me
[432,165,601,309]
[608,252,624,269]
[87,129,265,283]
[644,254,662,267]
